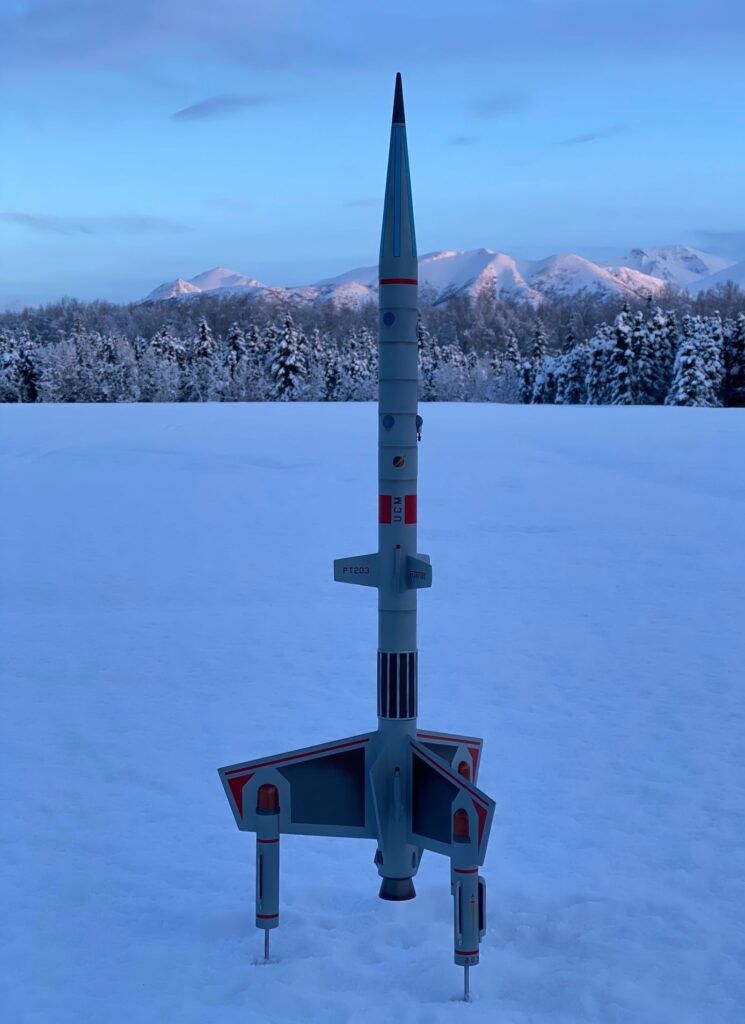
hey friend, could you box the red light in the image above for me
[257,784,279,813]
[453,809,469,839]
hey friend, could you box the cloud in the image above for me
[695,228,745,259]
[0,212,187,235]
[450,135,478,146]
[2,1,744,78]
[471,93,528,117]
[171,94,267,121]
[557,124,626,146]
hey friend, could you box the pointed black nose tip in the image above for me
[392,71,405,124]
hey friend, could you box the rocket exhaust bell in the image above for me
[216,72,495,998]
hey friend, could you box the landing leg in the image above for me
[464,964,470,1002]
[264,931,270,962]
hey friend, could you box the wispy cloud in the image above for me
[557,124,626,146]
[171,94,268,121]
[695,228,745,259]
[471,93,528,117]
[1,213,187,235]
[450,134,478,146]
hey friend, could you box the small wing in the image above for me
[415,728,483,783]
[219,732,376,839]
[409,739,495,864]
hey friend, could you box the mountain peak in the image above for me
[141,245,739,306]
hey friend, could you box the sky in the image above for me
[1,0,744,308]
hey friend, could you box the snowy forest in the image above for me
[1,287,744,406]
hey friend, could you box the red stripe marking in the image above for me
[225,738,369,776]
[453,867,478,874]
[404,494,417,524]
[414,746,489,807]
[228,772,254,817]
[417,731,481,746]
[257,838,279,844]
[473,800,488,846]
[468,746,481,772]
[379,278,417,285]
[455,949,479,956]
[256,913,279,920]
[379,494,392,524]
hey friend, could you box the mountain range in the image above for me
[143,246,740,307]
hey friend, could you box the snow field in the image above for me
[1,403,744,1023]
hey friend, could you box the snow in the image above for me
[689,257,745,295]
[140,248,690,306]
[619,247,736,289]
[2,403,744,1024]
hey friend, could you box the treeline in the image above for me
[1,291,744,406]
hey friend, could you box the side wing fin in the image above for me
[415,728,484,782]
[409,739,495,864]
[219,732,376,839]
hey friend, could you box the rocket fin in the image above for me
[415,728,483,782]
[219,732,376,839]
[334,553,379,587]
[408,740,495,864]
[405,553,432,589]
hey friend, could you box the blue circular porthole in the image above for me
[383,311,395,326]
[382,414,395,429]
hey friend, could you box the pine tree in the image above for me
[555,343,589,404]
[723,313,745,407]
[647,308,676,403]
[700,313,724,406]
[0,330,21,401]
[16,329,39,402]
[632,311,657,405]
[666,321,711,406]
[609,308,634,405]
[586,327,612,405]
[503,331,521,372]
[269,313,307,400]
[532,356,558,403]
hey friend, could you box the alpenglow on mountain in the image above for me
[142,246,737,307]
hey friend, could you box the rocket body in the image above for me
[218,73,495,992]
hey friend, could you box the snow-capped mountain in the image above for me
[141,246,738,307]
[617,246,735,288]
[687,257,745,295]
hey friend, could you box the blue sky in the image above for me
[1,0,744,307]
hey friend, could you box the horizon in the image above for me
[2,0,744,309]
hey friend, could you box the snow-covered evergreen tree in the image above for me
[609,307,635,405]
[646,308,677,404]
[586,327,613,405]
[503,331,521,372]
[700,313,724,407]
[555,343,590,404]
[269,313,308,400]
[723,313,745,407]
[532,355,558,404]
[666,319,712,406]
[632,311,657,405]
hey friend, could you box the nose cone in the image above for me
[379,73,417,281]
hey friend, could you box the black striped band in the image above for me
[377,651,417,719]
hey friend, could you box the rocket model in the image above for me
[218,73,495,1001]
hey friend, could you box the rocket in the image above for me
[218,73,495,1001]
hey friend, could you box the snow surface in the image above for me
[2,403,744,1024]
